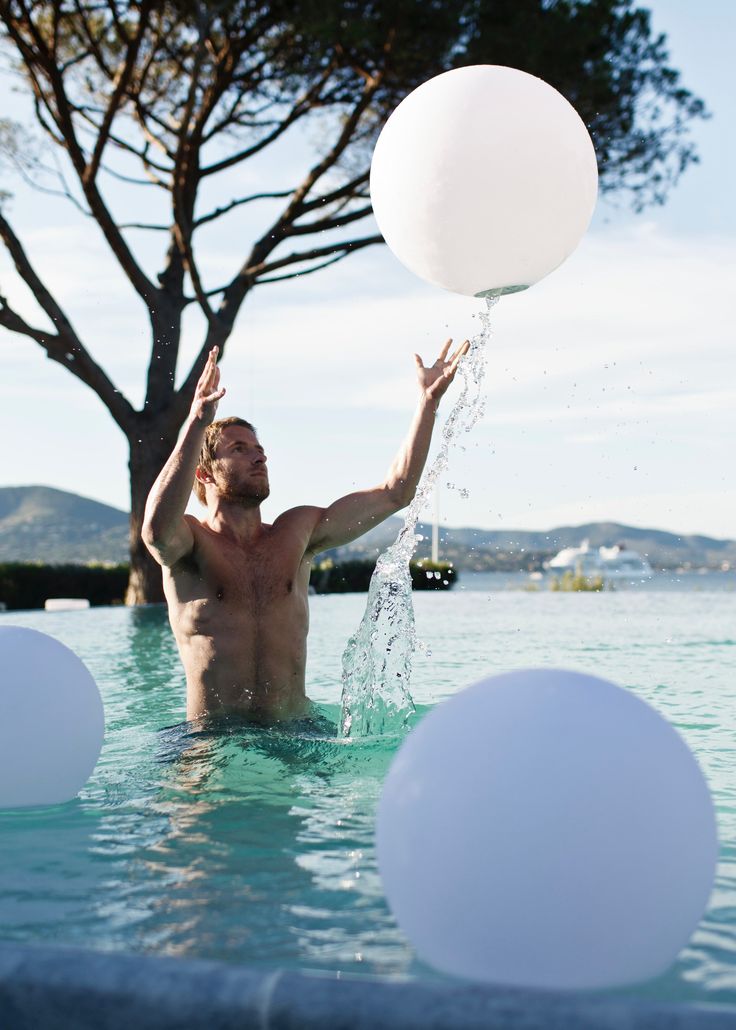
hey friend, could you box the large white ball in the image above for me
[0,627,105,808]
[370,65,598,297]
[376,668,718,989]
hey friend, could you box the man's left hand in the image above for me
[414,338,471,405]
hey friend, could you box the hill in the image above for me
[0,486,129,563]
[1,486,734,571]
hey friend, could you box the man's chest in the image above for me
[187,533,311,609]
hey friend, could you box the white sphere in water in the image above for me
[0,627,105,808]
[370,65,598,297]
[376,668,718,990]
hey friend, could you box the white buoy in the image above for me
[0,626,105,808]
[377,668,718,989]
[370,65,598,297]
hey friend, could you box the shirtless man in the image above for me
[142,338,469,724]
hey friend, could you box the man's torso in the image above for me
[163,509,318,722]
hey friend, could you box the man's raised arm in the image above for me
[142,346,225,567]
[306,338,470,556]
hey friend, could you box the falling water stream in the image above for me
[339,298,497,737]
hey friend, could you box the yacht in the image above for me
[545,539,653,580]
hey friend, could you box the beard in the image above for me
[213,467,270,504]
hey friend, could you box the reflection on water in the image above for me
[1,590,736,1000]
[95,706,414,969]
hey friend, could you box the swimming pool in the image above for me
[1,577,735,1005]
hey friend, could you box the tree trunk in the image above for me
[125,421,181,605]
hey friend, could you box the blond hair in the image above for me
[193,417,257,504]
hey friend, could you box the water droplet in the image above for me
[340,297,497,738]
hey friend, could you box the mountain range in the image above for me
[1,485,735,571]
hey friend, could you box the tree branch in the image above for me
[0,213,135,431]
[119,220,169,231]
[287,204,373,236]
[270,80,381,233]
[256,250,354,284]
[72,0,114,78]
[200,64,335,177]
[74,104,172,179]
[173,218,218,328]
[0,206,78,342]
[250,234,383,279]
[10,4,161,307]
[0,146,91,217]
[193,189,293,230]
[0,297,52,346]
[298,171,371,214]
[84,0,153,185]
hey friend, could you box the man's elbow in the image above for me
[141,508,168,554]
[384,480,415,512]
[140,519,159,555]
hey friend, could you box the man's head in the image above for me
[194,417,269,506]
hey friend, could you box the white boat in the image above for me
[546,539,653,580]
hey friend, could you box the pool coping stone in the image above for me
[2,942,736,1029]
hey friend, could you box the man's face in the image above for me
[209,425,270,503]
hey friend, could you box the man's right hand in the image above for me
[191,346,226,424]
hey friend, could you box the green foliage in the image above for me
[310,558,375,593]
[0,0,707,209]
[0,562,129,610]
[411,559,457,590]
[549,568,608,592]
[310,557,456,592]
[459,0,708,209]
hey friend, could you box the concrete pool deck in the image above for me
[3,943,736,1029]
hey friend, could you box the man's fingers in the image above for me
[198,351,216,389]
[437,338,453,363]
[448,340,470,372]
[414,353,424,370]
[206,349,221,389]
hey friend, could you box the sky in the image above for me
[1,1,734,541]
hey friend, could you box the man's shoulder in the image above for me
[183,512,207,531]
[272,505,324,546]
[180,512,212,544]
[273,504,323,526]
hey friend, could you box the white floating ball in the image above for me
[370,65,598,297]
[0,627,105,808]
[377,668,718,990]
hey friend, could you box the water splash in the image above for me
[339,298,497,737]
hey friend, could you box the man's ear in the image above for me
[194,466,212,485]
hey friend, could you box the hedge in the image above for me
[0,558,457,611]
[0,563,128,611]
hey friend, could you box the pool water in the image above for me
[1,576,735,1003]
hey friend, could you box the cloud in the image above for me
[483,387,736,428]
[212,222,735,415]
[2,208,735,535]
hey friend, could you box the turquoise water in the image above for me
[1,572,736,1001]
